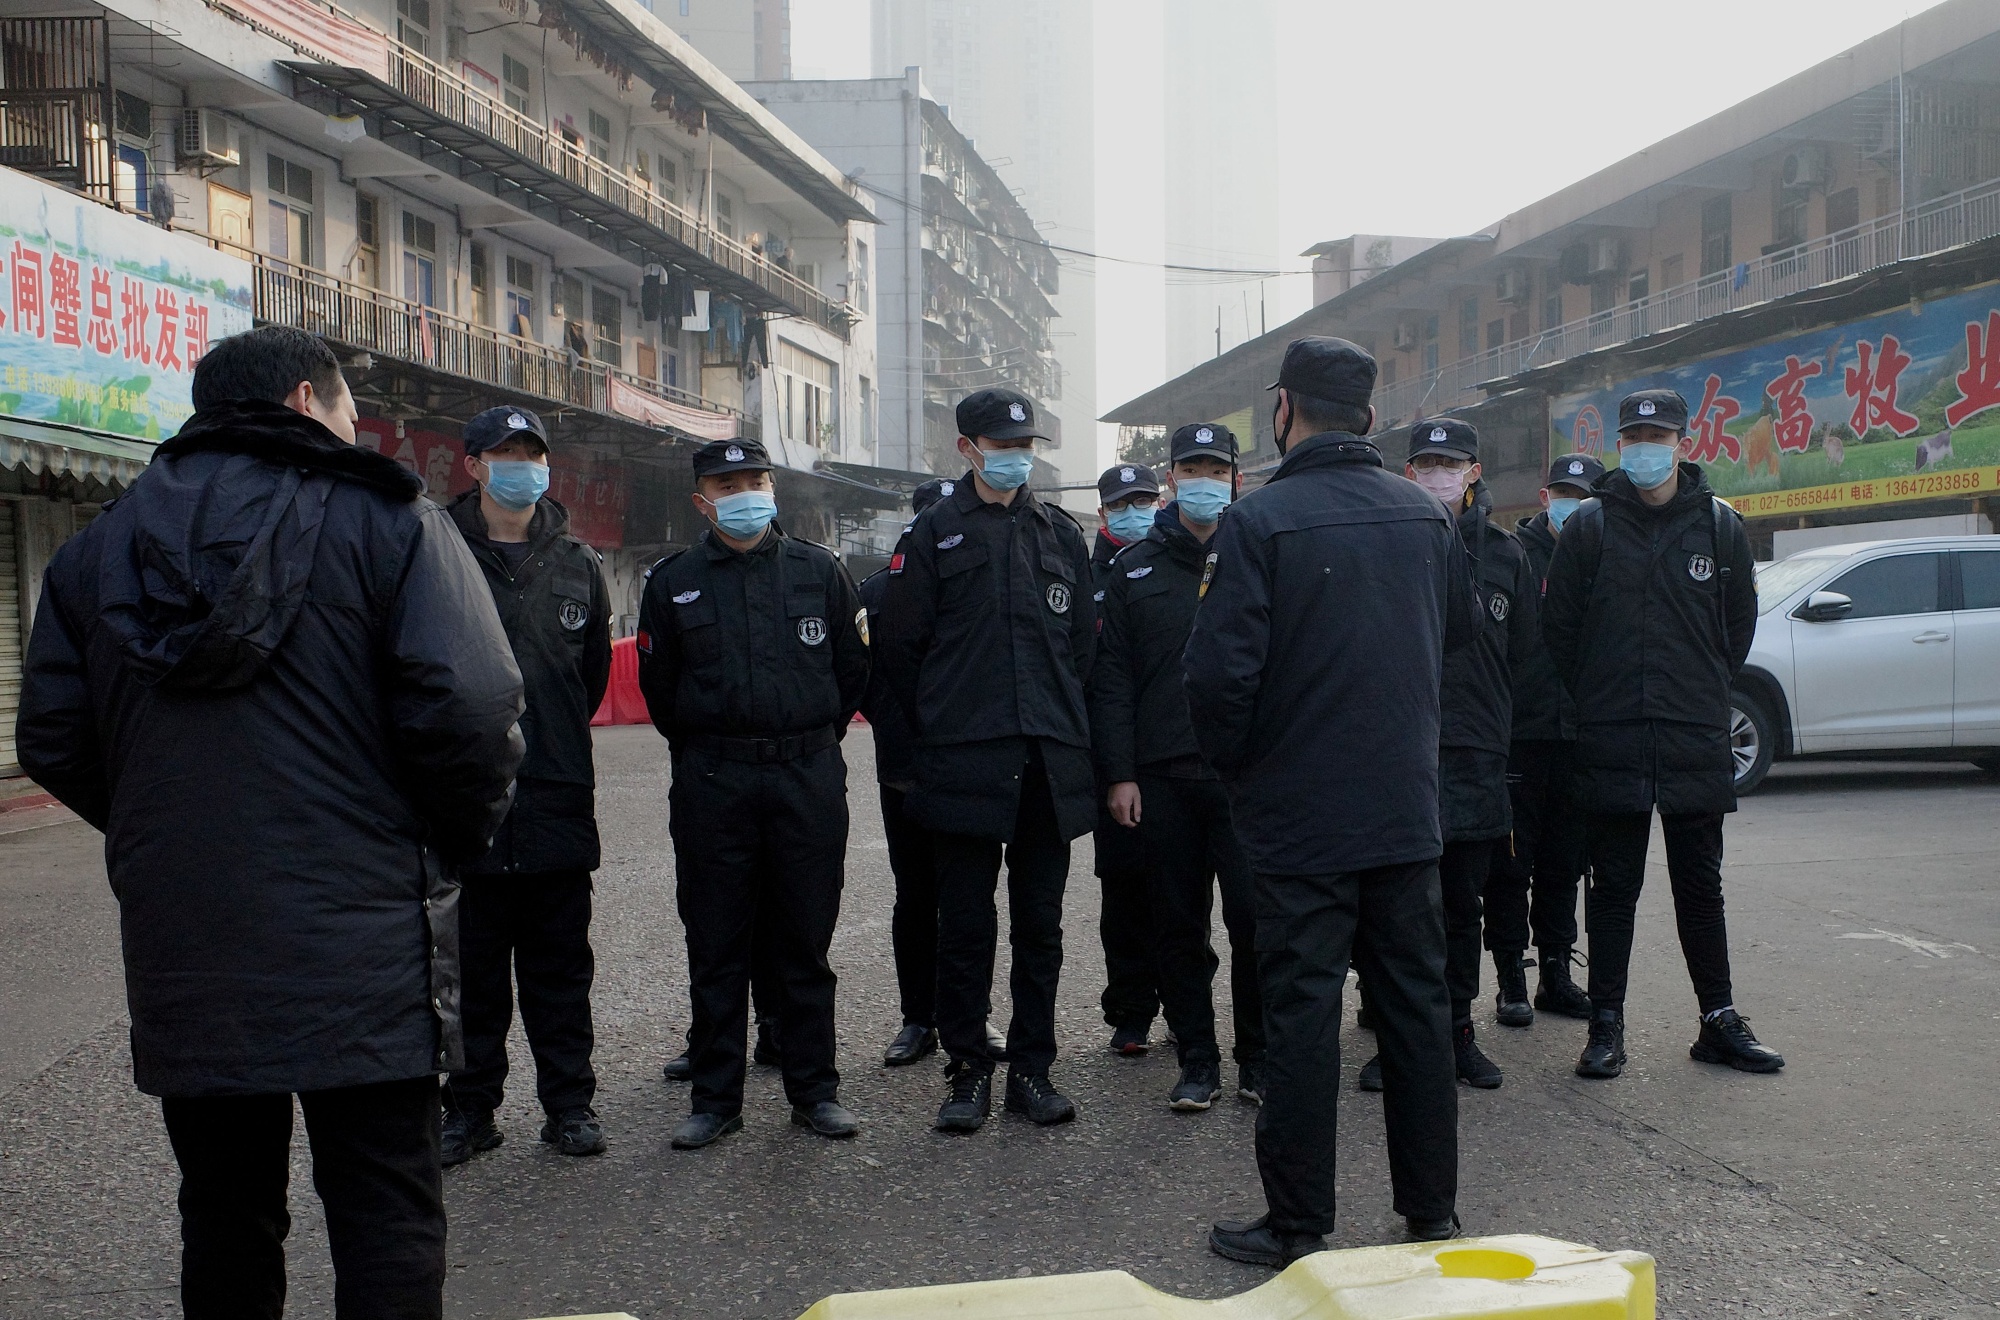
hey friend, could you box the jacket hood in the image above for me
[1149,504,1212,562]
[1515,510,1555,554]
[105,401,422,691]
[446,487,574,546]
[1598,460,1713,512]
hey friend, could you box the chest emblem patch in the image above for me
[1126,565,1153,579]
[798,616,828,646]
[1688,554,1715,582]
[1046,582,1071,615]
[1488,591,1510,623]
[937,533,964,550]
[559,599,588,631]
[672,589,702,605]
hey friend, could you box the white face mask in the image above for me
[1413,467,1468,502]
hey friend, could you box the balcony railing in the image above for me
[382,45,852,337]
[1372,173,2000,428]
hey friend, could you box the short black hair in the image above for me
[1286,389,1372,438]
[191,326,345,412]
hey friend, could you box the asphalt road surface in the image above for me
[2,725,1997,1318]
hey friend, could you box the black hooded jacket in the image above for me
[1440,483,1538,757]
[17,400,525,1097]
[1090,504,1215,783]
[1508,510,1578,742]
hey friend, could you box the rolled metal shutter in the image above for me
[0,500,21,777]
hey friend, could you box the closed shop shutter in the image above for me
[0,500,21,777]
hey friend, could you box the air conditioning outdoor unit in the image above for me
[1587,237,1622,276]
[1495,270,1530,305]
[1782,146,1833,189]
[1392,323,1419,351]
[177,109,239,167]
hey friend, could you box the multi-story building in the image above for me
[654,0,790,82]
[746,71,1061,489]
[0,0,891,777]
[1106,1,2000,555]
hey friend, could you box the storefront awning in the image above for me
[0,417,157,490]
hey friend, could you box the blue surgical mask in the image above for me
[1175,476,1233,524]
[482,459,550,510]
[1547,497,1582,531]
[1619,440,1679,490]
[708,489,777,539]
[1106,504,1155,543]
[975,446,1034,491]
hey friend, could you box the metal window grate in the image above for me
[0,17,113,200]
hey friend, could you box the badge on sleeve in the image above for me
[854,607,870,646]
[1488,592,1510,622]
[888,552,905,575]
[1198,551,1218,599]
[1046,582,1071,614]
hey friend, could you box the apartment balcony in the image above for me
[284,44,857,338]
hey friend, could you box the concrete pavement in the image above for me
[1,726,1996,1318]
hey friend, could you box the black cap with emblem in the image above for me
[463,405,550,456]
[911,477,951,513]
[956,387,1047,442]
[691,436,774,478]
[1406,417,1479,463]
[1266,336,1377,405]
[1169,422,1239,464]
[1546,452,1606,491]
[1617,388,1690,433]
[1096,462,1160,504]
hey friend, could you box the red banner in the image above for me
[218,0,389,75]
[607,374,738,441]
[354,418,626,548]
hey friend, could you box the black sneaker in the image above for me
[1357,1054,1383,1092]
[935,1062,992,1133]
[1169,1060,1222,1112]
[661,1051,693,1083]
[1108,1023,1151,1056]
[1690,1009,1785,1074]
[539,1107,606,1156]
[1209,1213,1326,1268]
[1237,1059,1265,1104]
[1534,950,1594,1020]
[1575,1009,1626,1078]
[441,1109,502,1167]
[1004,1069,1076,1125]
[753,1018,782,1067]
[1493,951,1533,1028]
[1453,1021,1503,1089]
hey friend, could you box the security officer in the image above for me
[1485,453,1605,1026]
[878,387,1096,1134]
[1543,388,1782,1079]
[442,405,612,1165]
[636,437,870,1148]
[1092,422,1263,1113]
[1092,460,1164,1055]
[1188,337,1477,1266]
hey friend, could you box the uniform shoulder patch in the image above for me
[1198,551,1219,599]
[854,606,870,646]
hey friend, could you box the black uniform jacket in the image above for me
[1438,485,1537,841]
[448,492,612,876]
[856,565,918,788]
[1089,529,1125,605]
[17,401,525,1097]
[1090,505,1214,784]
[1509,511,1578,743]
[1542,463,1757,815]
[877,475,1097,843]
[635,525,868,746]
[1184,431,1479,876]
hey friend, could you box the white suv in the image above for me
[1733,535,2000,792]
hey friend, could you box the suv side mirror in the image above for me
[1797,590,1854,622]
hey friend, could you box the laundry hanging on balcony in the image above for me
[743,313,769,375]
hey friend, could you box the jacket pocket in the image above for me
[787,580,834,667]
[673,594,722,665]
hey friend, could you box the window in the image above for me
[591,287,622,365]
[1821,553,1943,619]
[658,154,678,195]
[587,109,612,163]
[1772,183,1808,251]
[403,211,437,307]
[1826,187,1859,235]
[1542,285,1563,331]
[1875,175,1895,218]
[858,374,874,450]
[1958,551,2000,610]
[502,54,532,114]
[469,241,491,326]
[396,0,431,54]
[1382,359,1398,387]
[1626,269,1649,303]
[1660,254,1683,291]
[114,90,151,139]
[266,154,313,265]
[504,255,535,336]
[854,238,870,312]
[115,145,151,214]
[1700,194,1732,275]
[1458,296,1479,358]
[1486,318,1505,352]
[715,192,734,240]
[776,338,836,446]
[355,195,380,287]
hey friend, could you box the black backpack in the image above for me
[1565,494,1742,652]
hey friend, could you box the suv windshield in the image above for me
[1755,554,1841,614]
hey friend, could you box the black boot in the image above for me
[1453,1020,1503,1089]
[1493,951,1533,1028]
[441,1108,502,1167]
[1534,949,1594,1020]
[1690,1009,1785,1073]
[1575,1008,1626,1078]
[1209,1212,1326,1268]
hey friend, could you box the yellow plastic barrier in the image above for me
[795,1235,1655,1319]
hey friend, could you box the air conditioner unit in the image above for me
[177,108,238,167]
[1392,323,1419,351]
[1495,270,1530,305]
[1782,146,1832,189]
[1587,237,1622,276]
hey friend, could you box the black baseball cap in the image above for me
[1169,422,1239,464]
[1266,336,1377,406]
[912,477,951,513]
[1097,462,1160,504]
[956,387,1046,442]
[691,437,773,478]
[1618,389,1689,433]
[464,405,549,456]
[1546,453,1606,491]
[1407,417,1479,463]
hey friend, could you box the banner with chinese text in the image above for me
[0,168,253,441]
[1552,281,2000,516]
[355,418,627,547]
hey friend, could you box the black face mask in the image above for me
[1273,394,1293,455]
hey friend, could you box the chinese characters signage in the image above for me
[355,418,627,547]
[0,166,253,441]
[1552,281,2000,517]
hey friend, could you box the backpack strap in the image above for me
[1571,497,1607,610]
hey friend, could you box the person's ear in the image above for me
[1365,405,1377,434]
[281,379,314,417]
[464,454,484,485]
[1468,461,1483,485]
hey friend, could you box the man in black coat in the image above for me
[442,405,612,1165]
[17,326,524,1320]
[1543,388,1783,1080]
[1092,422,1263,1112]
[1187,338,1477,1266]
[1485,453,1604,1026]
[878,387,1096,1134]
[637,438,870,1150]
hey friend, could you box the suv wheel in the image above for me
[1731,692,1776,794]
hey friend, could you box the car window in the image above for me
[1755,555,1842,614]
[1959,550,2000,610]
[1820,552,1942,619]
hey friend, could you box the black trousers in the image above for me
[1095,798,1158,1031]
[881,783,941,1027]
[1440,837,1499,1023]
[668,744,847,1113]
[1136,773,1262,1065]
[1485,740,1584,956]
[448,868,596,1118]
[935,748,1069,1077]
[1254,860,1456,1235]
[1585,811,1734,1016]
[160,1075,445,1320]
